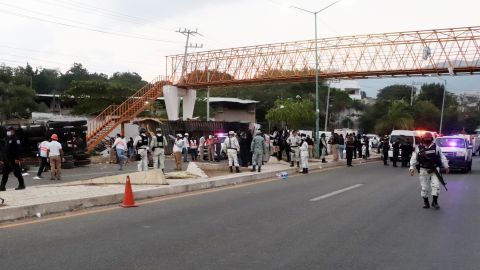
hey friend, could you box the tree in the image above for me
[110,72,146,89]
[377,84,414,103]
[0,82,45,122]
[374,101,414,134]
[412,100,441,131]
[65,80,135,115]
[0,64,13,84]
[417,83,457,109]
[266,98,315,130]
[33,68,61,94]
[59,63,107,92]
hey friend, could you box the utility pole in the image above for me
[176,28,203,82]
[207,71,210,121]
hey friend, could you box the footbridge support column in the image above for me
[163,85,197,121]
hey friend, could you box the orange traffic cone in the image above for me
[121,176,137,208]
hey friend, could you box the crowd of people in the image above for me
[105,127,386,175]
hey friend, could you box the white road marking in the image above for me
[309,184,364,202]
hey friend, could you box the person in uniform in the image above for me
[392,138,400,167]
[345,134,355,167]
[300,134,309,174]
[250,129,266,172]
[401,140,413,167]
[319,133,328,163]
[287,130,301,168]
[224,131,241,173]
[352,133,358,159]
[0,127,26,191]
[150,128,167,172]
[379,135,390,165]
[409,132,449,209]
[133,127,150,172]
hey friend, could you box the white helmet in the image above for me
[176,133,183,138]
[228,131,235,135]
[184,133,189,136]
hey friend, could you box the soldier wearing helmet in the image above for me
[409,132,449,209]
[0,127,26,191]
[150,128,168,172]
[133,127,150,172]
[224,131,240,173]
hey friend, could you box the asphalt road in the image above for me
[1,158,480,270]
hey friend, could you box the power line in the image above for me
[59,0,152,25]
[0,8,180,44]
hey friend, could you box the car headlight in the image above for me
[456,151,465,157]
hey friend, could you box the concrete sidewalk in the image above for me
[0,155,380,223]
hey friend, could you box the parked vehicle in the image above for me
[388,130,437,159]
[435,135,473,173]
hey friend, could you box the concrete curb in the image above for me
[0,157,380,223]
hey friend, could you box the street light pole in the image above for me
[439,79,446,135]
[314,12,320,158]
[291,0,341,158]
[324,80,330,131]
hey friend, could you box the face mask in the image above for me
[6,131,12,136]
[156,133,162,136]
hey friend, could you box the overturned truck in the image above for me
[0,120,91,170]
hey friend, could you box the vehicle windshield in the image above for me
[436,138,465,148]
[390,135,414,145]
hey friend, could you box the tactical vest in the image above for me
[155,135,164,148]
[417,144,441,168]
[137,135,149,149]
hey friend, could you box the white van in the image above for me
[387,130,437,158]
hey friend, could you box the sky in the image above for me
[1,0,479,97]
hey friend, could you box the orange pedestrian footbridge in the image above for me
[86,25,480,152]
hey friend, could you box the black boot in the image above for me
[290,162,294,167]
[251,166,256,172]
[229,166,233,173]
[306,168,309,174]
[235,167,240,173]
[258,166,261,172]
[322,158,327,163]
[423,197,430,209]
[302,168,306,174]
[297,162,300,168]
[432,196,440,209]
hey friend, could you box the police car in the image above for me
[435,135,473,173]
